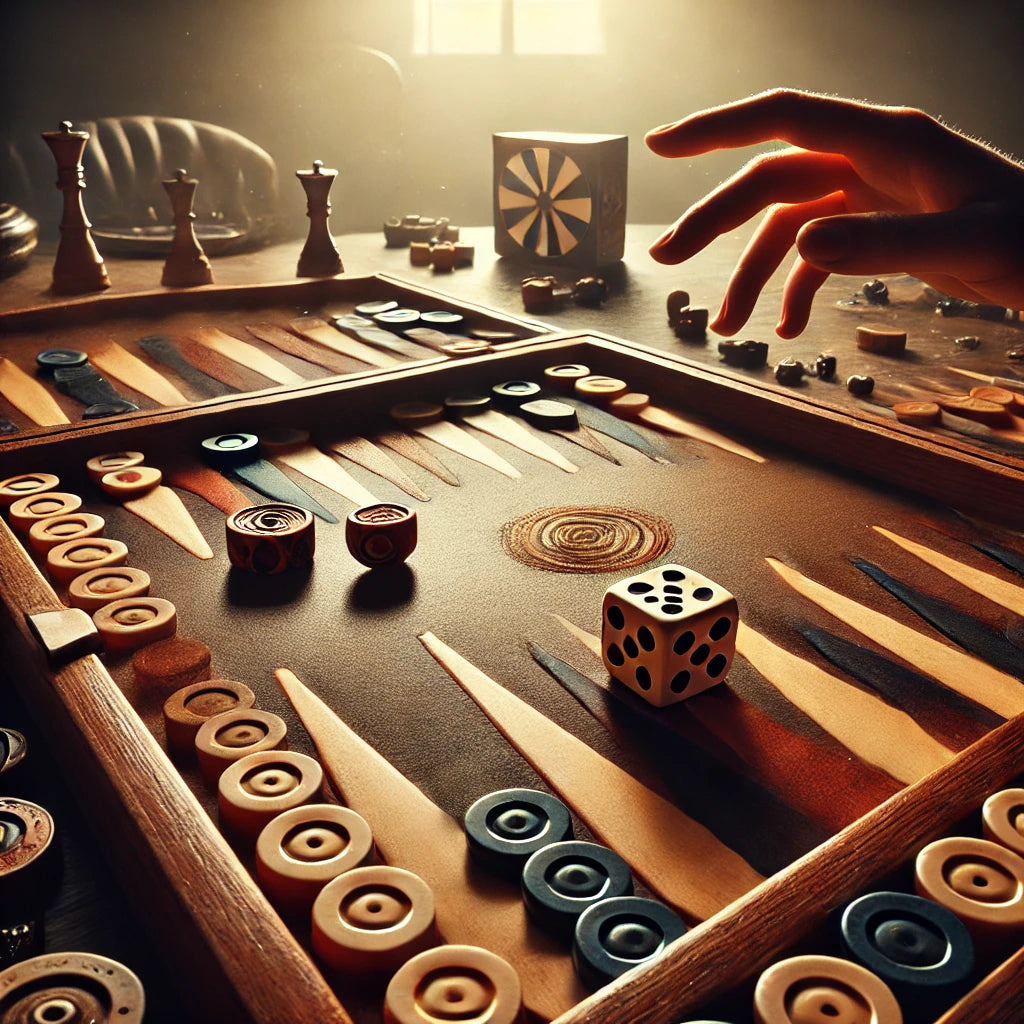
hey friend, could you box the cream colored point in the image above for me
[284,824,348,862]
[242,765,301,798]
[342,886,412,930]
[217,721,269,748]
[947,861,1018,904]
[419,972,494,1018]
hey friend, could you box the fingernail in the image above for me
[647,121,678,137]
[649,227,675,253]
[800,222,850,264]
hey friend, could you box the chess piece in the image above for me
[295,160,343,277]
[40,121,110,294]
[161,169,213,287]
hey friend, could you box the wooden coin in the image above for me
[100,465,163,499]
[67,565,150,613]
[85,450,145,485]
[194,708,288,787]
[574,375,629,402]
[8,492,83,533]
[391,401,445,427]
[543,364,591,393]
[753,954,902,1024]
[47,537,129,585]
[28,512,105,556]
[982,788,1024,858]
[0,472,60,507]
[162,678,256,755]
[934,394,1012,426]
[915,836,1024,949]
[218,750,323,839]
[0,952,145,1024]
[384,944,523,1024]
[132,635,212,693]
[91,596,176,654]
[856,325,907,355]
[892,401,941,427]
[255,803,374,911]
[608,392,652,417]
[311,865,436,974]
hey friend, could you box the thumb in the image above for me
[796,206,1024,284]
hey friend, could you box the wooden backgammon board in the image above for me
[1,274,1023,1024]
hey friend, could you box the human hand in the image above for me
[646,89,1024,337]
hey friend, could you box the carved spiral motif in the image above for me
[231,504,310,535]
[500,506,674,573]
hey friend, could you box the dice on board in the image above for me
[601,563,737,706]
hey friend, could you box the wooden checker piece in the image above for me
[47,537,129,585]
[383,944,524,1024]
[856,324,907,355]
[85,451,146,485]
[133,635,212,696]
[226,504,316,574]
[92,596,177,655]
[915,836,1024,951]
[752,954,902,1024]
[195,707,288,787]
[574,374,629,402]
[162,678,257,755]
[67,565,150,613]
[982,788,1024,858]
[311,865,437,975]
[218,750,323,839]
[0,472,60,507]
[100,464,162,499]
[255,803,375,912]
[8,492,82,534]
[28,511,105,555]
[0,952,145,1024]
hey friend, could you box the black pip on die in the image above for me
[601,563,737,707]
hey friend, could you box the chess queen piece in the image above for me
[161,169,213,287]
[40,121,110,294]
[295,160,343,277]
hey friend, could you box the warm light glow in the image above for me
[413,0,603,55]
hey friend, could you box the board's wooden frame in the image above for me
[2,285,1023,1023]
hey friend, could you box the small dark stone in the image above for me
[814,353,837,379]
[954,336,981,351]
[774,357,805,385]
[672,307,709,340]
[936,299,964,318]
[847,374,875,396]
[666,289,690,324]
[1007,347,1024,362]
[863,279,889,305]
[573,276,608,306]
[719,338,769,369]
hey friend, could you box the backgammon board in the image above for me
[1,275,1023,1024]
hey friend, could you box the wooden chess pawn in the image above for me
[296,160,343,277]
[161,169,213,287]
[40,121,110,294]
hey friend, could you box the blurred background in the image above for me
[2,0,1022,240]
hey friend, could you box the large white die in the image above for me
[601,563,737,706]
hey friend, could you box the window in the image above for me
[413,0,604,55]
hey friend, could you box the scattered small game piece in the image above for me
[572,895,686,990]
[35,348,88,373]
[933,393,1012,427]
[100,465,162,499]
[421,310,466,331]
[132,635,212,694]
[217,750,323,839]
[162,678,257,756]
[92,595,177,654]
[0,472,60,507]
[194,707,288,787]
[983,788,1024,858]
[68,565,150,613]
[863,279,890,305]
[857,325,907,355]
[383,945,523,1024]
[226,504,316,574]
[9,492,83,534]
[355,300,398,316]
[666,290,690,323]
[773,357,806,385]
[0,729,26,777]
[521,840,633,936]
[295,161,343,277]
[345,502,417,568]
[573,275,608,306]
[574,374,628,402]
[519,398,579,432]
[464,789,573,877]
[718,338,769,369]
[383,214,456,247]
[1007,346,1024,362]
[602,563,738,707]
[847,374,875,396]
[311,865,436,973]
[374,307,422,330]
[542,363,590,392]
[893,401,942,427]
[491,379,543,408]
[256,803,374,912]
[85,451,144,485]
[410,239,474,272]
[41,121,110,294]
[161,169,214,287]
[521,274,607,312]
[814,352,838,379]
[955,335,981,351]
[937,298,1009,321]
